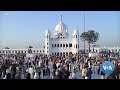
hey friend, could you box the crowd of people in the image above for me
[0,50,120,79]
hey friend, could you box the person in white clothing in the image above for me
[28,66,34,79]
[33,68,39,79]
[82,67,87,79]
[3,74,7,79]
[21,69,25,79]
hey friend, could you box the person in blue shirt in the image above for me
[86,67,92,79]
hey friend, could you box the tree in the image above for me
[80,30,100,52]
[5,47,9,49]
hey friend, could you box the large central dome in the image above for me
[55,17,68,33]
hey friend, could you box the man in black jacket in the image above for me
[63,67,70,79]
[43,66,50,79]
[52,62,57,70]
[26,73,31,79]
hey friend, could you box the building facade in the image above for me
[44,17,79,56]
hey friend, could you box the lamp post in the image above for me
[84,11,86,54]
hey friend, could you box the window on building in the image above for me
[69,43,72,47]
[57,52,59,56]
[78,45,79,48]
[52,52,54,55]
[66,44,68,47]
[76,44,77,48]
[61,34,62,36]
[55,44,56,47]
[52,44,54,47]
[57,44,59,47]
[47,47,48,49]
[63,37,65,39]
[60,52,62,56]
[66,52,68,55]
[47,35,48,39]
[40,50,41,52]
[61,37,62,39]
[96,50,98,52]
[63,44,65,47]
[76,35,77,38]
[89,50,91,52]
[119,49,120,52]
[60,44,62,47]
[47,43,48,45]
[43,50,44,53]
[112,49,114,52]
[55,52,56,56]
[69,52,72,55]
[47,51,48,53]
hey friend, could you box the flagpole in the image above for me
[84,11,86,54]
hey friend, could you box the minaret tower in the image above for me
[72,28,79,54]
[45,29,51,55]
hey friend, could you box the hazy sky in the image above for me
[0,11,120,49]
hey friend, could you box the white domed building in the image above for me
[44,16,80,56]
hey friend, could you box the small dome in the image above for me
[45,29,51,34]
[55,20,68,33]
[73,28,79,34]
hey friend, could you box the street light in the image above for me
[84,11,86,54]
